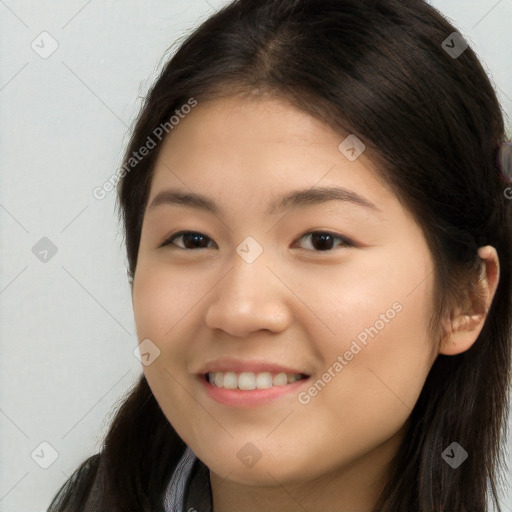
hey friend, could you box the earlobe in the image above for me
[439,312,487,355]
[439,245,500,356]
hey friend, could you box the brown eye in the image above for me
[294,231,353,252]
[161,231,215,250]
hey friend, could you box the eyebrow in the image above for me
[147,186,381,216]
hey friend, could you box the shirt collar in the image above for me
[163,446,213,512]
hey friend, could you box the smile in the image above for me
[200,372,311,407]
[206,371,307,390]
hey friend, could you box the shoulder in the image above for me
[47,453,103,512]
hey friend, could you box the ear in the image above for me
[439,246,500,356]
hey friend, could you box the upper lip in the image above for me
[197,356,310,376]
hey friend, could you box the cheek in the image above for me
[131,264,204,434]
[131,263,203,401]
[285,290,435,477]
[303,252,436,417]
[132,261,205,341]
[310,268,435,434]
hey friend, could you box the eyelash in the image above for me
[160,230,355,252]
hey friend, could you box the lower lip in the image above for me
[199,374,310,407]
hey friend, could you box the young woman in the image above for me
[48,0,512,510]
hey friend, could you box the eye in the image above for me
[293,231,354,252]
[161,231,216,250]
[161,230,353,252]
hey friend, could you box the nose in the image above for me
[204,250,292,338]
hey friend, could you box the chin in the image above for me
[204,448,315,487]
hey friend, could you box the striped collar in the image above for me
[163,446,213,512]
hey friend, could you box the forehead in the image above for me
[155,94,365,171]
[146,95,397,220]
[169,94,333,143]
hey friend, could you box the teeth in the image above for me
[256,372,272,389]
[239,372,256,390]
[273,372,288,386]
[207,371,304,390]
[223,371,237,389]
[213,372,224,387]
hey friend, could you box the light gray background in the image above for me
[0,1,511,511]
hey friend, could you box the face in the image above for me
[132,95,438,489]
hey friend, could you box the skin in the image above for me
[131,95,499,512]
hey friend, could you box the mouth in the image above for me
[199,371,311,407]
[196,357,312,406]
[204,371,310,390]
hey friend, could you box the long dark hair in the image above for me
[48,0,512,510]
